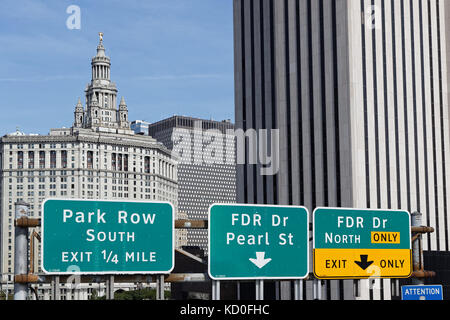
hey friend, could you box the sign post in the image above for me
[313,207,412,279]
[41,199,174,274]
[14,201,30,300]
[208,204,309,280]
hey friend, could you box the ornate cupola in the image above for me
[91,32,111,82]
[72,33,133,134]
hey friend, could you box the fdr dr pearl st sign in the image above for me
[208,203,309,280]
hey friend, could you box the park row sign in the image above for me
[41,200,412,280]
[42,199,174,274]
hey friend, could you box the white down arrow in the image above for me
[249,252,272,269]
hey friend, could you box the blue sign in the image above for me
[401,285,443,300]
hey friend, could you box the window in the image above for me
[124,154,129,172]
[17,151,23,169]
[50,152,56,168]
[144,156,150,174]
[112,153,116,170]
[39,151,45,168]
[28,151,34,169]
[118,154,122,171]
[61,150,68,168]
[87,151,93,169]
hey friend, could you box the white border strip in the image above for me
[40,198,175,275]
[207,203,310,281]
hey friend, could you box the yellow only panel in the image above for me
[313,248,412,279]
[370,231,401,244]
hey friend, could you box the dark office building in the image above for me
[234,0,450,300]
[149,116,237,252]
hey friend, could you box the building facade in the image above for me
[149,116,236,252]
[131,120,151,136]
[0,36,181,297]
[234,0,450,300]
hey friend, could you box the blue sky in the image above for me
[0,0,234,135]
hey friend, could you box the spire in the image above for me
[90,93,99,106]
[118,96,130,129]
[96,32,106,57]
[75,97,83,111]
[119,96,127,110]
[92,32,111,81]
[73,98,84,128]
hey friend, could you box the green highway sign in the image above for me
[208,204,309,280]
[313,207,412,279]
[42,199,174,274]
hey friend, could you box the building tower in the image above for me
[73,98,84,128]
[87,93,100,128]
[118,97,130,129]
[74,33,133,135]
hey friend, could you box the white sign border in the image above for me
[312,206,412,280]
[40,198,175,276]
[208,203,310,281]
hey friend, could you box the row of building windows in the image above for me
[9,150,175,178]
[7,143,163,153]
[14,151,68,169]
